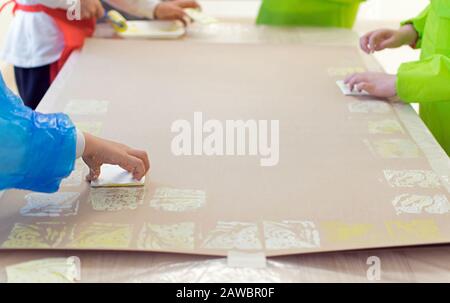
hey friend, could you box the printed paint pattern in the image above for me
[383,170,441,188]
[6,257,80,283]
[263,220,320,250]
[348,101,391,114]
[385,219,441,241]
[321,221,374,243]
[368,119,404,134]
[2,222,69,248]
[149,187,206,212]
[392,194,450,215]
[372,139,420,158]
[68,223,132,249]
[64,99,109,115]
[202,221,262,250]
[20,192,80,217]
[138,222,194,250]
[89,187,145,211]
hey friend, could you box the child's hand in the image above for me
[80,0,105,19]
[82,133,150,181]
[344,72,397,98]
[360,25,418,54]
[154,0,200,23]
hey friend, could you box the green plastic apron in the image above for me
[397,0,450,155]
[256,0,364,28]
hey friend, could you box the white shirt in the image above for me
[76,129,85,158]
[1,0,161,68]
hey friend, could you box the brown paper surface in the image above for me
[0,39,449,257]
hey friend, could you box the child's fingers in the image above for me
[347,74,368,91]
[177,0,200,9]
[173,9,188,24]
[116,154,147,181]
[356,82,375,95]
[127,149,150,172]
[359,33,371,54]
[344,73,357,84]
[86,165,101,181]
[95,3,105,19]
[368,33,380,53]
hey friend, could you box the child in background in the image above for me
[0,72,149,193]
[0,0,200,110]
[345,1,450,155]
[256,0,364,28]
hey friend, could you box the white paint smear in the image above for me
[74,121,103,136]
[202,221,262,250]
[20,192,80,217]
[392,194,450,215]
[384,170,441,188]
[263,220,321,250]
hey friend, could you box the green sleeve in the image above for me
[397,55,450,103]
[400,5,430,48]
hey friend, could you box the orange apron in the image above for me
[1,0,95,81]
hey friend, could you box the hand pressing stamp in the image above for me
[90,164,145,188]
[184,8,218,24]
[336,80,369,96]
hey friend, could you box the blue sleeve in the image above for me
[0,73,76,193]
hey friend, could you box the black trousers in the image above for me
[14,64,51,110]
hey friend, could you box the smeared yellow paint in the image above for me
[2,222,68,248]
[368,119,404,135]
[68,223,132,249]
[321,221,374,243]
[138,222,194,250]
[392,194,450,215]
[372,139,420,158]
[149,187,205,212]
[385,219,441,241]
[6,257,80,283]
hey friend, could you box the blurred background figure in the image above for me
[256,0,365,28]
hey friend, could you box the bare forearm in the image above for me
[398,24,419,47]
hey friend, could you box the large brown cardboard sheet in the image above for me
[0,39,449,257]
